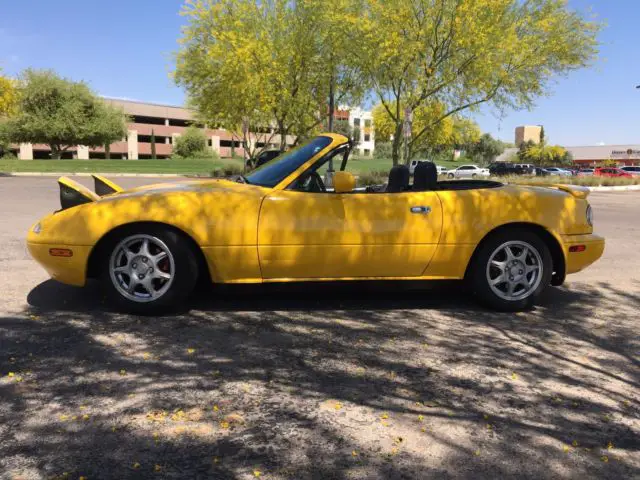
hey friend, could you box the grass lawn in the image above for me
[0,157,243,175]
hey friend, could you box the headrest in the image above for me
[386,165,410,193]
[413,161,438,191]
[334,171,355,193]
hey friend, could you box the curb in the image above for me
[587,185,640,192]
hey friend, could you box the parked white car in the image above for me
[620,166,640,176]
[544,167,573,177]
[447,165,490,179]
[436,165,449,175]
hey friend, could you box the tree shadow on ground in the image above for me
[0,280,638,479]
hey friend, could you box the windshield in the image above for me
[246,136,334,187]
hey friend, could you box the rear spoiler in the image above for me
[526,183,590,199]
[58,175,123,211]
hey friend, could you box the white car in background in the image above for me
[620,166,640,176]
[447,165,490,179]
[544,167,573,177]
[436,165,449,175]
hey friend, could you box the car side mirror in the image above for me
[334,171,356,193]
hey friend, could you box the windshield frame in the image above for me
[245,134,348,189]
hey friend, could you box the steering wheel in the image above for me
[301,172,326,192]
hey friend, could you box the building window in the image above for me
[364,119,371,142]
[353,118,360,127]
[364,149,370,156]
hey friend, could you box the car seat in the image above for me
[386,165,410,193]
[412,161,438,191]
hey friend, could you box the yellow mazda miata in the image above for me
[27,133,604,312]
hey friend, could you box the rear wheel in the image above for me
[468,229,552,311]
[101,226,199,313]
[447,173,455,179]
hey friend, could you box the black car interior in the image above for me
[289,143,502,194]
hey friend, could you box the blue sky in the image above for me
[1,0,638,146]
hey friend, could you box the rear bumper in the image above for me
[561,234,605,275]
[27,242,91,287]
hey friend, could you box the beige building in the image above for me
[515,125,542,147]
[15,98,295,160]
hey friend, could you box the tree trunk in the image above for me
[391,123,403,166]
[50,146,62,160]
[105,143,111,160]
[277,119,287,151]
[328,72,335,132]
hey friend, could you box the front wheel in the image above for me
[468,229,552,311]
[101,227,199,313]
[447,173,455,179]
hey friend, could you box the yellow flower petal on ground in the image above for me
[220,420,230,429]
[253,470,262,477]
[511,373,518,380]
[607,441,614,450]
[601,455,609,463]
[213,456,220,464]
[213,405,220,411]
[133,463,141,469]
[334,402,342,410]
[119,369,126,376]
[351,450,358,457]
[418,415,424,421]
[474,450,480,456]
[187,348,195,355]
[7,372,14,378]
[79,476,87,480]
[154,464,162,472]
[380,412,389,419]
[483,414,489,420]
[59,415,69,421]
[421,427,426,432]
[563,445,570,453]
[572,440,579,447]
[82,414,90,421]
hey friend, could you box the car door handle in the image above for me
[410,206,431,214]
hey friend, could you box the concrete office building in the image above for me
[515,125,542,147]
[14,98,295,160]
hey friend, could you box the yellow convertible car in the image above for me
[27,133,604,312]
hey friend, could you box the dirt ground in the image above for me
[0,177,638,480]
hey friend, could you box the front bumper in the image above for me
[561,234,605,275]
[27,242,92,287]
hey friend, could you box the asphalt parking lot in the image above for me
[0,176,638,479]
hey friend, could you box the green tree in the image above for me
[373,102,480,160]
[175,0,364,151]
[173,126,216,158]
[466,133,506,165]
[1,69,126,159]
[356,0,599,164]
[150,129,157,160]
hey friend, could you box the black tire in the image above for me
[100,225,199,314]
[447,173,455,179]
[472,173,477,178]
[467,228,553,312]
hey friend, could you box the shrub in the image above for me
[210,164,244,178]
[357,170,387,187]
[173,127,211,158]
[373,142,392,159]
